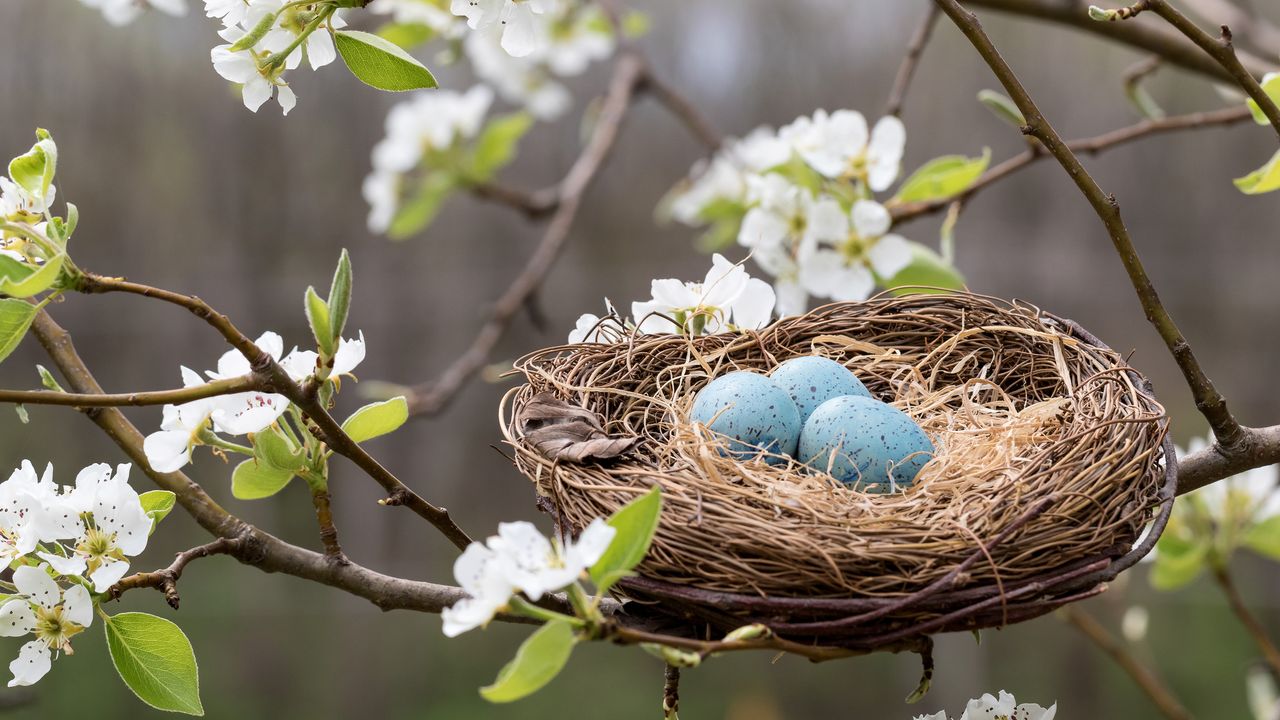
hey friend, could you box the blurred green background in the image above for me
[1,1,1278,717]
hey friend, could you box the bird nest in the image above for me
[499,292,1174,652]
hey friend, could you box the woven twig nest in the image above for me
[500,292,1175,652]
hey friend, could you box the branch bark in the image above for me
[932,0,1244,451]
[1062,607,1191,720]
[885,6,942,117]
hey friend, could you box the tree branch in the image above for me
[108,537,243,609]
[74,272,474,550]
[962,0,1277,82]
[1212,565,1280,679]
[885,6,942,117]
[933,0,1244,451]
[0,374,260,408]
[891,104,1252,224]
[407,54,646,417]
[1141,0,1280,139]
[1176,425,1280,494]
[1062,607,1191,720]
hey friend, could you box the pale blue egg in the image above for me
[690,371,801,463]
[769,356,871,424]
[798,395,934,491]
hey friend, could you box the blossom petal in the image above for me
[867,234,912,279]
[732,278,776,330]
[62,585,93,628]
[851,199,892,239]
[143,430,194,474]
[90,559,132,594]
[35,552,87,579]
[7,641,50,687]
[13,566,59,610]
[332,332,366,377]
[0,601,35,638]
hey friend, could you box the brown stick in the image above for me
[1062,607,1192,720]
[108,538,242,609]
[932,0,1243,449]
[0,374,260,408]
[310,486,347,563]
[1212,565,1280,679]
[407,54,646,417]
[885,6,942,118]
[662,665,680,719]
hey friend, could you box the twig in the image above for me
[310,486,348,563]
[1177,425,1280,494]
[932,0,1244,449]
[108,537,241,609]
[1141,0,1280,139]
[1181,0,1280,57]
[962,0,1277,82]
[640,69,722,151]
[892,104,1252,224]
[1212,565,1280,678]
[885,6,942,117]
[662,664,680,719]
[407,54,646,417]
[1062,607,1191,720]
[470,182,559,219]
[74,272,474,550]
[0,374,260,408]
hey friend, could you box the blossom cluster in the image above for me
[442,518,615,636]
[668,110,912,316]
[143,330,365,473]
[77,0,187,26]
[0,461,153,686]
[363,86,495,233]
[913,690,1057,720]
[207,0,348,114]
[567,254,777,343]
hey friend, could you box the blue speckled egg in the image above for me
[690,371,801,463]
[798,395,934,491]
[769,356,871,424]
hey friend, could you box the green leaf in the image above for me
[376,21,437,50]
[480,620,577,703]
[1247,73,1280,125]
[335,30,438,92]
[252,426,305,473]
[64,203,78,239]
[8,133,56,202]
[138,490,176,534]
[230,459,294,500]
[463,112,534,183]
[388,172,457,240]
[976,89,1025,128]
[1234,148,1280,195]
[327,249,353,340]
[1150,537,1209,591]
[589,486,662,594]
[229,10,277,52]
[0,253,65,298]
[341,396,409,443]
[1125,82,1166,121]
[304,286,336,357]
[892,149,991,204]
[14,404,27,424]
[0,298,38,365]
[884,242,966,296]
[104,612,203,716]
[1244,516,1280,560]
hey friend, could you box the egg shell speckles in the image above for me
[689,371,802,464]
[768,356,872,424]
[798,395,934,491]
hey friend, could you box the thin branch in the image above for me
[1212,565,1280,678]
[0,374,260,408]
[407,54,646,417]
[962,0,1277,82]
[74,272,474,550]
[1177,425,1280,494]
[885,6,942,117]
[309,486,347,563]
[1062,607,1191,720]
[932,0,1244,449]
[1142,0,1280,139]
[892,104,1252,224]
[1181,0,1280,57]
[470,182,559,219]
[662,665,680,719]
[107,537,242,609]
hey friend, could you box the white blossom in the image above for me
[0,177,55,219]
[368,0,466,36]
[798,199,911,303]
[79,0,187,26]
[781,110,906,191]
[451,0,554,57]
[915,691,1057,720]
[0,565,93,687]
[210,36,297,115]
[34,464,151,593]
[442,518,617,636]
[205,0,249,27]
[463,32,571,120]
[371,86,494,174]
[631,254,776,335]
